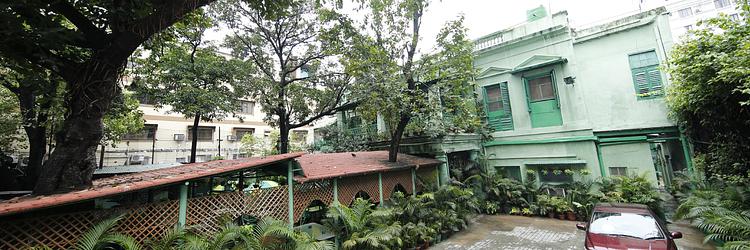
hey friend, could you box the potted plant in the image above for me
[536,194,554,218]
[510,207,521,215]
[522,207,533,217]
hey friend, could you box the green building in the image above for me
[474,7,692,189]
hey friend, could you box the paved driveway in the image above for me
[431,215,713,250]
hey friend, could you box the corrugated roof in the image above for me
[295,151,441,183]
[0,152,303,217]
[93,163,183,175]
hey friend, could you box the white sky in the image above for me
[208,0,652,52]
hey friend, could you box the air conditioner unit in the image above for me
[227,135,237,141]
[174,134,185,141]
[130,155,145,163]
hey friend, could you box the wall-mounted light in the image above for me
[564,76,576,85]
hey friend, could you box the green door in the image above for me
[525,74,562,128]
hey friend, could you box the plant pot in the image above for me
[557,213,566,220]
[547,212,555,218]
[566,212,577,221]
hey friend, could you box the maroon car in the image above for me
[576,203,682,250]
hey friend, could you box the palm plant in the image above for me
[324,199,402,250]
[74,214,142,250]
[675,185,750,250]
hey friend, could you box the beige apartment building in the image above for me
[100,98,325,166]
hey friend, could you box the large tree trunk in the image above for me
[388,114,410,162]
[33,63,120,195]
[279,123,289,154]
[16,87,47,189]
[190,112,201,163]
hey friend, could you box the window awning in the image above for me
[511,55,568,73]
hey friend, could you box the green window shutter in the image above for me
[484,83,513,131]
[629,51,664,99]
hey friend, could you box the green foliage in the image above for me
[312,124,371,153]
[73,214,142,250]
[325,199,402,250]
[335,0,478,160]
[101,93,144,145]
[674,177,750,249]
[596,174,663,218]
[217,0,353,153]
[666,1,750,183]
[0,87,21,151]
[134,12,250,124]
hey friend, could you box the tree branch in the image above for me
[50,0,110,46]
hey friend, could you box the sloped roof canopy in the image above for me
[511,55,568,73]
[477,66,511,79]
[295,151,442,183]
[0,153,304,217]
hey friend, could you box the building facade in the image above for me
[474,7,692,188]
[99,99,326,166]
[643,0,741,41]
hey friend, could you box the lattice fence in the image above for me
[186,186,289,234]
[338,174,382,206]
[381,169,415,199]
[292,181,333,222]
[416,166,438,191]
[0,199,179,250]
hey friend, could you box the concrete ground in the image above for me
[431,215,714,250]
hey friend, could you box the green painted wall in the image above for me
[600,142,658,184]
[475,9,678,185]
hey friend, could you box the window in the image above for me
[264,130,271,137]
[628,51,663,98]
[299,65,310,78]
[187,126,215,141]
[678,7,692,17]
[123,124,157,140]
[527,76,555,101]
[730,13,739,21]
[684,25,693,31]
[589,212,663,240]
[239,101,254,115]
[609,167,628,176]
[483,83,514,131]
[484,85,503,112]
[234,128,255,140]
[292,130,308,142]
[714,0,731,9]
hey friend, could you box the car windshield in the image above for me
[589,212,664,240]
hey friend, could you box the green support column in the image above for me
[679,133,694,174]
[436,154,449,187]
[595,143,606,178]
[411,168,417,197]
[332,178,340,249]
[287,161,294,229]
[378,173,384,207]
[178,181,189,228]
[333,178,338,204]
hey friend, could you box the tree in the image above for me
[0,60,65,188]
[666,2,750,183]
[134,12,250,163]
[218,0,354,154]
[0,87,22,153]
[0,0,234,194]
[100,93,145,167]
[337,0,477,162]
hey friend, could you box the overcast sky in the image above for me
[209,0,653,52]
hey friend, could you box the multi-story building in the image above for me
[99,98,324,166]
[642,0,741,41]
[473,6,692,188]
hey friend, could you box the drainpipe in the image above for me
[178,181,189,228]
[287,161,294,229]
[378,173,384,207]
